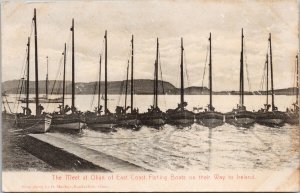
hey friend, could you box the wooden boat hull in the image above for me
[51,114,85,131]
[116,114,141,128]
[225,110,256,127]
[51,122,85,131]
[284,112,299,125]
[15,114,52,133]
[166,110,194,126]
[195,111,224,128]
[2,112,16,126]
[86,114,117,131]
[256,111,285,127]
[140,112,166,127]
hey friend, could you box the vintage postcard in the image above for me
[1,0,299,192]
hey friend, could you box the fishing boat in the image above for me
[116,35,141,129]
[51,20,85,131]
[255,33,285,127]
[225,29,256,127]
[18,56,63,104]
[140,38,166,127]
[15,9,52,133]
[85,30,117,131]
[166,38,194,126]
[195,33,224,128]
[285,54,299,125]
[2,93,16,126]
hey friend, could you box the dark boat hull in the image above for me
[86,114,117,131]
[225,110,256,127]
[140,112,166,127]
[116,114,141,128]
[256,111,285,127]
[2,112,16,126]
[195,111,224,128]
[15,114,52,133]
[284,112,299,125]
[166,110,194,126]
[51,114,85,131]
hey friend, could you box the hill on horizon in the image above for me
[1,79,297,95]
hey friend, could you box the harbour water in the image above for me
[3,94,299,171]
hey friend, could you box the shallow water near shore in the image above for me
[48,123,299,171]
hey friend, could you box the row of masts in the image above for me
[23,9,297,119]
[7,8,298,135]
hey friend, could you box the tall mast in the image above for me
[153,59,156,107]
[97,54,102,112]
[155,37,159,108]
[33,8,39,116]
[104,30,108,115]
[209,32,212,110]
[269,33,275,111]
[296,54,299,105]
[130,35,134,113]
[124,60,129,110]
[71,18,75,113]
[239,28,244,107]
[266,53,269,106]
[46,56,48,99]
[26,37,30,111]
[62,43,66,112]
[180,37,184,105]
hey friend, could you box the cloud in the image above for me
[2,0,298,91]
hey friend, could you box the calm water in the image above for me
[4,94,299,171]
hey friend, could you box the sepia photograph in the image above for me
[1,0,299,192]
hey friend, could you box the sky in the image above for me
[1,0,299,91]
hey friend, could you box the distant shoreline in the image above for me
[2,79,298,96]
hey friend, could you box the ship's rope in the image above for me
[45,53,64,111]
[293,55,297,96]
[158,49,167,108]
[201,45,209,93]
[260,54,267,92]
[14,46,28,113]
[244,39,252,92]
[90,38,105,111]
[64,32,72,107]
[258,45,269,108]
[45,32,72,112]
[5,96,13,113]
[184,51,191,90]
[49,54,64,96]
[117,44,131,108]
[261,45,270,92]
[90,79,98,110]
[14,20,35,113]
[43,31,72,113]
[116,67,125,107]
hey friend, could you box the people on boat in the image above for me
[115,106,131,115]
[147,105,161,113]
[105,109,113,115]
[132,108,139,114]
[207,104,215,112]
[94,105,103,115]
[21,106,32,116]
[57,104,72,114]
[37,104,44,115]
